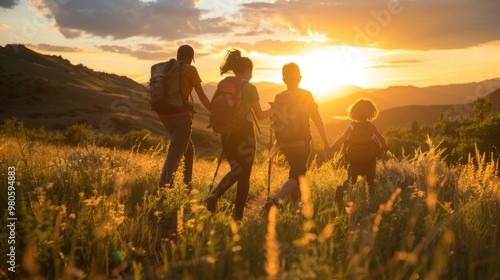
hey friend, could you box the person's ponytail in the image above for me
[220,49,242,75]
[220,49,253,76]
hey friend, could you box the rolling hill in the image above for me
[0,44,224,154]
[1,44,499,146]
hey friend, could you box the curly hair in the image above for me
[347,98,379,122]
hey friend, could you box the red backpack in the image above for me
[210,76,247,134]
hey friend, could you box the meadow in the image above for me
[1,122,499,280]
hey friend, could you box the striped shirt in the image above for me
[179,63,202,101]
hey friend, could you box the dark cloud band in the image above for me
[0,0,20,9]
[30,0,230,40]
[241,0,500,50]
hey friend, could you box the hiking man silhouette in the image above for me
[159,45,211,190]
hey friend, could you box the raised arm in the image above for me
[193,83,212,112]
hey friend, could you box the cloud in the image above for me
[29,0,231,40]
[99,44,168,60]
[0,24,10,29]
[0,0,19,9]
[31,43,85,53]
[366,59,425,69]
[98,41,211,61]
[220,39,330,55]
[241,0,500,50]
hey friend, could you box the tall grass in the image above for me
[0,128,499,279]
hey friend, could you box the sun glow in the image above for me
[292,47,371,100]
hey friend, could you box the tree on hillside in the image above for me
[473,97,493,122]
[385,98,500,164]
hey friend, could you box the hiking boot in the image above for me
[264,198,279,215]
[205,195,217,213]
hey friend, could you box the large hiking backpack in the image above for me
[149,59,190,115]
[345,122,379,163]
[210,76,246,134]
[271,92,309,144]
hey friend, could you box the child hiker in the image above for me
[205,49,271,221]
[265,62,330,212]
[329,98,387,207]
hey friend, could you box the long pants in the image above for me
[210,121,255,220]
[160,114,194,187]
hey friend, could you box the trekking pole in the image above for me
[267,124,273,200]
[250,109,262,135]
[208,150,224,195]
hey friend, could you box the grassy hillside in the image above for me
[0,44,224,154]
[1,126,499,279]
[0,44,161,134]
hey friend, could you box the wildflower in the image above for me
[232,245,242,252]
[185,219,195,229]
[201,256,216,264]
[395,251,418,265]
[83,196,102,207]
[56,205,67,216]
[154,211,163,218]
[190,189,199,195]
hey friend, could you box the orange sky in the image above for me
[1,0,500,100]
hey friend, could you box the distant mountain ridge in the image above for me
[1,44,499,143]
[321,79,500,117]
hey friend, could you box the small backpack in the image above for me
[345,122,379,163]
[210,76,246,134]
[149,59,191,115]
[271,92,309,144]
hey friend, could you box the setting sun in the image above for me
[293,47,371,100]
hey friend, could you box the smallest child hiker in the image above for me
[329,98,387,208]
[265,62,330,213]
